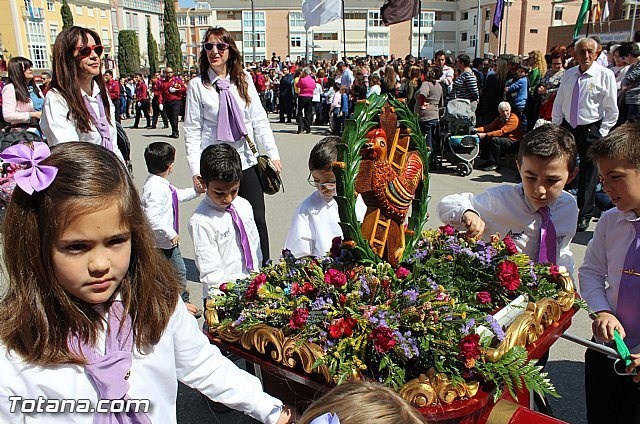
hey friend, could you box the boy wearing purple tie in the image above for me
[437,124,579,274]
[189,144,262,299]
[580,122,640,423]
[142,142,201,316]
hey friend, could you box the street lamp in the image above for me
[251,0,256,63]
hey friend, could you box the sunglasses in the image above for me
[76,45,104,57]
[202,42,230,52]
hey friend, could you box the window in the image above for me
[101,9,106,18]
[244,31,265,48]
[199,28,207,40]
[102,29,110,46]
[26,21,49,69]
[473,14,477,25]
[290,12,305,27]
[88,7,94,17]
[436,11,455,21]
[190,16,195,26]
[47,0,54,12]
[532,5,540,10]
[413,11,435,28]
[461,32,467,41]
[485,8,490,19]
[530,28,538,33]
[132,13,139,32]
[344,11,367,20]
[461,11,468,20]
[484,33,490,43]
[49,24,58,44]
[177,15,187,26]
[368,32,389,47]
[243,11,265,29]
[75,5,82,15]
[470,34,476,47]
[314,32,338,40]
[554,7,563,20]
[368,11,382,27]
[290,36,301,47]
[197,15,209,25]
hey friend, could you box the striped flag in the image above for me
[492,0,505,37]
[573,0,592,40]
[592,1,602,22]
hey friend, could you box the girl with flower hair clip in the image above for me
[0,142,297,423]
[297,380,428,424]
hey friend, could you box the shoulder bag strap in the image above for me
[244,134,259,157]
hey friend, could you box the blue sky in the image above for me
[179,0,196,7]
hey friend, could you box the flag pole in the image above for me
[417,0,421,59]
[586,5,592,37]
[631,1,638,42]
[342,0,347,60]
[503,0,509,54]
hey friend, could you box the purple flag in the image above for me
[492,0,504,37]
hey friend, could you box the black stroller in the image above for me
[436,99,480,177]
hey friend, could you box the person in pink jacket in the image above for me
[2,57,43,126]
[295,68,316,134]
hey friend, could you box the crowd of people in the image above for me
[1,22,640,424]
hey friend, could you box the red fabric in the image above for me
[151,81,163,104]
[135,81,148,101]
[161,77,186,103]
[296,75,316,98]
[105,79,120,100]
[539,93,556,121]
[254,73,266,93]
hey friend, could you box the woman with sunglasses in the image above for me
[40,26,124,161]
[2,57,43,127]
[184,26,282,265]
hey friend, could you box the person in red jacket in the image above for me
[132,73,150,129]
[150,73,168,129]
[161,67,186,138]
[253,67,267,110]
[104,70,121,123]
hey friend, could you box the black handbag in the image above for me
[245,135,283,195]
[0,124,44,152]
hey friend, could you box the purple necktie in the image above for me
[569,73,583,128]
[215,78,248,142]
[227,203,254,272]
[538,206,557,264]
[617,220,640,349]
[68,301,151,424]
[83,94,114,152]
[169,184,179,234]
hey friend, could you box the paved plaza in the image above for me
[2,117,595,423]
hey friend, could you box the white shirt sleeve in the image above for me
[41,91,81,145]
[184,81,204,176]
[579,213,615,314]
[189,217,226,297]
[599,69,619,136]
[177,187,199,202]
[142,185,177,242]
[285,206,313,258]
[437,192,478,230]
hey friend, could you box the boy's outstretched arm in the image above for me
[437,192,486,238]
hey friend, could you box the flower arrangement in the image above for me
[209,226,573,404]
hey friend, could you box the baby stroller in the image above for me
[436,99,480,177]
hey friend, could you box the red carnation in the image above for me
[458,334,481,360]
[502,235,518,255]
[219,283,228,293]
[328,316,357,339]
[302,282,315,295]
[370,326,397,353]
[339,294,347,305]
[476,291,492,304]
[290,282,303,296]
[497,260,521,291]
[246,273,267,300]
[325,269,347,288]
[395,267,411,279]
[289,308,309,330]
[439,225,455,236]
[549,265,561,280]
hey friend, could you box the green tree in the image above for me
[61,0,74,29]
[146,20,159,75]
[163,0,183,72]
[117,30,141,77]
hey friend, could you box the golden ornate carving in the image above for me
[400,368,479,407]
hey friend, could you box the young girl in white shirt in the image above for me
[285,137,366,258]
[0,142,296,424]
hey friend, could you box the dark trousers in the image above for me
[483,136,515,164]
[279,95,293,122]
[585,348,640,423]
[160,246,189,303]
[165,100,181,136]
[419,119,439,152]
[297,96,313,132]
[239,165,270,265]
[134,100,150,128]
[562,119,600,220]
[112,98,121,123]
[152,97,168,128]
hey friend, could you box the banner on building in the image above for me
[380,0,418,26]
[492,0,505,37]
[302,0,343,30]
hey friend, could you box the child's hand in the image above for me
[462,210,485,238]
[626,353,640,383]
[276,405,299,424]
[592,311,625,343]
[171,235,180,247]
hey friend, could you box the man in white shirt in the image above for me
[552,37,618,232]
[337,62,353,91]
[434,50,455,95]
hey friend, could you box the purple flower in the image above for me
[485,315,506,341]
[461,318,476,335]
[403,289,419,303]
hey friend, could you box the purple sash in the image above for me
[83,94,114,152]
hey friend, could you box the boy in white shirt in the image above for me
[189,143,261,298]
[437,124,579,275]
[285,137,366,258]
[141,142,201,317]
[579,123,640,423]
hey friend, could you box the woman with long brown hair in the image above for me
[2,57,43,126]
[40,26,123,160]
[184,26,282,264]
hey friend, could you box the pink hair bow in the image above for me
[0,142,58,194]
[310,413,340,424]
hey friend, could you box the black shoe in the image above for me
[150,126,157,129]
[162,125,169,129]
[305,130,311,134]
[131,126,139,129]
[144,126,152,129]
[577,216,590,232]
[296,130,301,134]
[479,162,498,172]
[286,120,292,123]
[169,134,179,139]
[278,120,285,123]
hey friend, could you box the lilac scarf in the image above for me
[83,94,114,153]
[215,78,248,142]
[68,301,151,424]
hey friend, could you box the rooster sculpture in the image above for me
[355,127,423,266]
